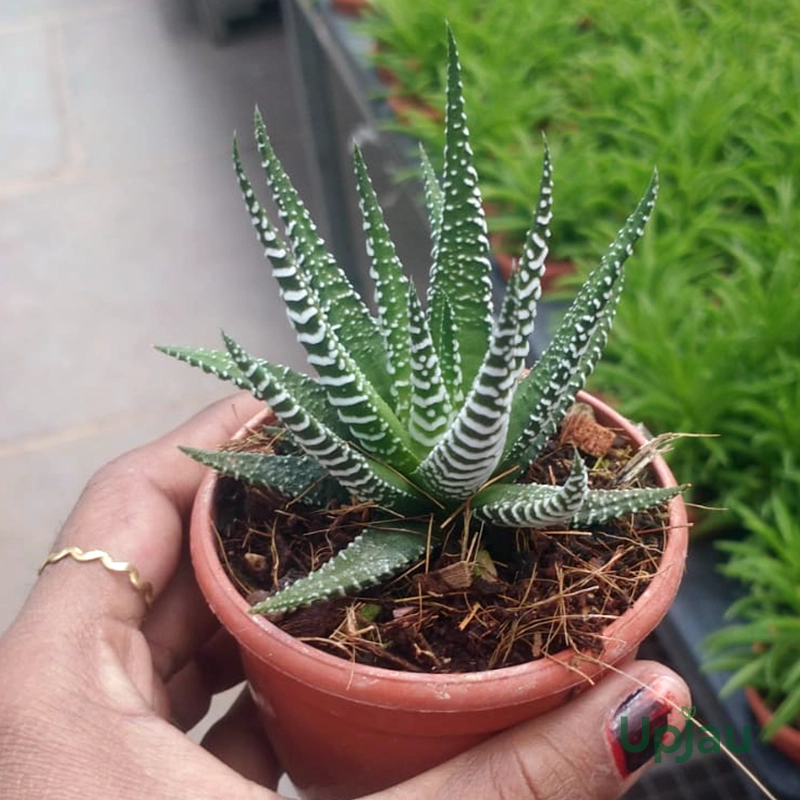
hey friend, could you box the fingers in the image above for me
[140,540,219,680]
[390,661,691,800]
[33,392,263,633]
[202,689,284,791]
[164,630,247,730]
[193,628,248,695]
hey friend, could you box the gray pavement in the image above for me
[0,0,310,638]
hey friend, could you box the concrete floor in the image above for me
[0,0,315,637]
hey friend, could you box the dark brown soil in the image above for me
[213,414,671,673]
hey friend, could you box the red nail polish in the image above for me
[607,681,681,777]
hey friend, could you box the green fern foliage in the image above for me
[161,29,683,616]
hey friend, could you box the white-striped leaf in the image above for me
[233,142,419,472]
[223,333,426,513]
[427,291,463,409]
[419,144,443,259]
[413,259,524,500]
[353,145,412,421]
[408,283,453,449]
[506,140,554,376]
[571,485,684,527]
[156,345,251,389]
[158,344,346,437]
[249,522,431,616]
[248,119,392,403]
[427,28,494,394]
[472,454,589,527]
[502,171,659,469]
[180,448,348,507]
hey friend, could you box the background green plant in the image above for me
[703,496,800,738]
[361,0,800,537]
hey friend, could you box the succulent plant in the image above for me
[161,30,682,617]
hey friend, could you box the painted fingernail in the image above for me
[606,678,686,778]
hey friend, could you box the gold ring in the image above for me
[38,547,154,609]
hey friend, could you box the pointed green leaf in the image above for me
[503,171,659,469]
[353,144,412,420]
[408,283,453,450]
[233,143,419,471]
[180,448,348,507]
[472,454,589,527]
[570,484,684,527]
[156,345,252,389]
[419,144,443,259]
[249,523,431,616]
[765,682,800,738]
[427,28,493,392]
[223,332,426,513]
[427,291,463,409]
[413,263,524,500]
[505,140,554,375]
[160,341,350,439]
[246,121,392,402]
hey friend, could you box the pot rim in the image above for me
[190,391,688,708]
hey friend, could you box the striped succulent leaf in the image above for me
[426,291,463,410]
[419,144,444,259]
[249,117,392,404]
[412,262,524,499]
[427,28,494,393]
[233,140,419,473]
[163,31,684,617]
[505,140,553,376]
[223,333,425,513]
[353,144,413,422]
[501,172,659,470]
[249,523,430,617]
[407,283,454,449]
[158,343,348,436]
[156,345,252,390]
[472,454,589,527]
[180,448,349,507]
[571,485,685,527]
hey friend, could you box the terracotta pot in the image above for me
[331,0,368,17]
[488,225,577,294]
[386,92,442,125]
[374,63,399,90]
[190,391,689,800]
[369,42,440,125]
[745,686,800,764]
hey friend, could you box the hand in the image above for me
[0,393,691,800]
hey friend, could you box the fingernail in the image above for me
[606,677,686,778]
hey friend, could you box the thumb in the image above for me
[389,660,691,800]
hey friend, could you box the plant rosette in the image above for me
[745,687,800,764]
[190,394,687,799]
[163,28,690,800]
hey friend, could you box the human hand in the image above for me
[0,393,690,800]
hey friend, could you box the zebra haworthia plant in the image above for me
[161,30,683,617]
